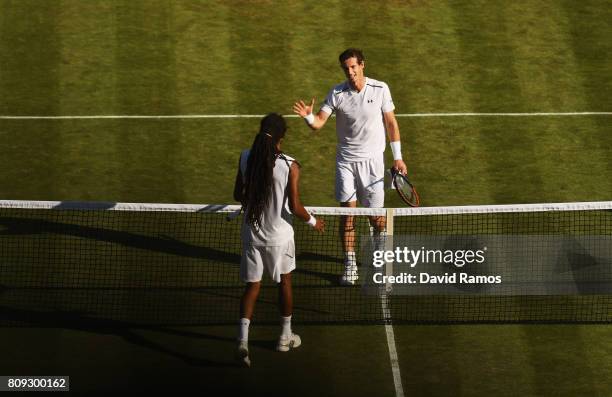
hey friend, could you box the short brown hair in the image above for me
[339,48,365,65]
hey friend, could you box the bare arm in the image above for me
[287,162,324,232]
[383,110,408,174]
[292,98,331,131]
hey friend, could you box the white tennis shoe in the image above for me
[340,263,358,285]
[276,333,301,352]
[236,340,251,367]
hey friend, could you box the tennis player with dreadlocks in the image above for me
[233,113,324,367]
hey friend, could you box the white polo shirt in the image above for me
[321,77,395,162]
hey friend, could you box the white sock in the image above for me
[238,318,250,342]
[345,251,356,266]
[281,315,292,337]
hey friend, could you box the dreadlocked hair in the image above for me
[244,113,287,230]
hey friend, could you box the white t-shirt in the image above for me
[240,149,295,247]
[321,77,395,162]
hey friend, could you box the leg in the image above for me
[358,154,386,248]
[237,281,260,367]
[340,201,359,285]
[240,281,261,320]
[238,281,260,347]
[340,201,358,253]
[369,215,387,254]
[369,215,386,234]
[369,215,386,244]
[335,161,358,267]
[278,273,293,317]
[277,273,301,352]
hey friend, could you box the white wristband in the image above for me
[390,141,402,160]
[306,214,317,227]
[304,113,315,126]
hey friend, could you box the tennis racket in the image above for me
[390,168,420,207]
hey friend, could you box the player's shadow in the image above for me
[0,216,239,264]
[0,305,240,368]
[294,252,341,284]
[155,326,278,352]
[0,217,347,284]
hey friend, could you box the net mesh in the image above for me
[0,200,611,326]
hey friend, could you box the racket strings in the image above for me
[393,172,420,207]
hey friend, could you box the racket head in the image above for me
[391,169,420,207]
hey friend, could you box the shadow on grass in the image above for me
[0,216,240,264]
[0,217,342,285]
[0,305,239,368]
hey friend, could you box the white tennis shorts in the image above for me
[240,240,296,283]
[335,153,385,207]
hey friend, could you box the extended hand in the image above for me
[314,218,325,233]
[293,97,315,117]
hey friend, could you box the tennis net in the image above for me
[0,200,611,326]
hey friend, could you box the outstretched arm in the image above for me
[293,98,330,131]
[383,110,408,175]
[288,162,324,232]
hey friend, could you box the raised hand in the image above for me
[292,97,315,117]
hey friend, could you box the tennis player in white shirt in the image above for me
[293,48,407,285]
